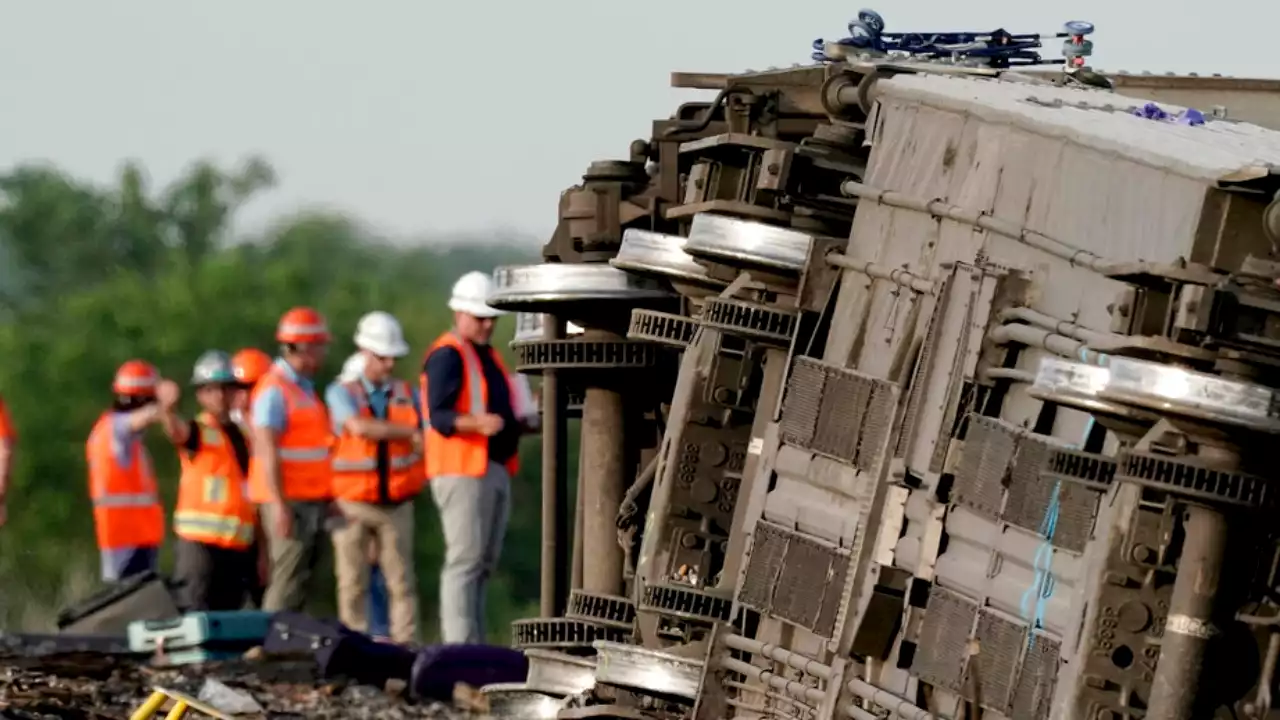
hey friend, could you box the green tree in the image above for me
[0,158,552,640]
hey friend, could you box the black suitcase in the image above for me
[409,644,530,702]
[55,571,180,636]
[263,612,415,688]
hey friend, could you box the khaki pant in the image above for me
[331,499,418,643]
[261,501,329,613]
[430,462,510,644]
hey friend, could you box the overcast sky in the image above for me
[2,0,1273,243]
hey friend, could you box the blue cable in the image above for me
[1019,415,1093,640]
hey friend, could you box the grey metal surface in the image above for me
[489,263,674,308]
[611,228,723,287]
[911,585,979,692]
[592,640,704,699]
[524,650,597,697]
[513,312,584,343]
[683,213,812,272]
[478,683,563,720]
[878,72,1280,185]
[738,519,850,638]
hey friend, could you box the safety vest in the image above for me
[331,379,425,503]
[0,394,12,441]
[85,413,164,550]
[247,365,332,502]
[421,332,520,479]
[174,413,257,549]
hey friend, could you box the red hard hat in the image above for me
[113,360,160,397]
[231,348,273,387]
[276,307,330,344]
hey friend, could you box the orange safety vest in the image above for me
[174,413,257,550]
[85,412,164,550]
[331,378,425,503]
[420,332,520,479]
[247,365,332,502]
[0,394,12,442]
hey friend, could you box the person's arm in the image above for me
[510,373,541,434]
[0,438,11,524]
[425,347,494,435]
[122,403,164,433]
[251,386,288,505]
[409,390,424,453]
[328,382,416,441]
[156,381,192,448]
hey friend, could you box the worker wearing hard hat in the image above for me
[332,351,386,635]
[230,348,273,425]
[85,361,168,582]
[231,347,274,607]
[335,352,392,640]
[422,271,528,643]
[0,393,13,528]
[249,307,334,612]
[155,352,258,611]
[328,313,425,643]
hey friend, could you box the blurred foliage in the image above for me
[0,157,579,641]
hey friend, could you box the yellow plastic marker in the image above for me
[128,687,238,720]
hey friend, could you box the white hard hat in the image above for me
[448,271,506,319]
[338,352,366,383]
[353,311,410,358]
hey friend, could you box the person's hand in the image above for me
[156,380,181,410]
[476,413,505,437]
[268,502,293,539]
[323,501,348,532]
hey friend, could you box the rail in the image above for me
[840,181,1117,273]
[991,322,1109,364]
[825,252,938,294]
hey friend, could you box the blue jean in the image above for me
[367,563,390,638]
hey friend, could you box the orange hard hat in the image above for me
[113,360,160,397]
[231,348,273,387]
[276,307,330,344]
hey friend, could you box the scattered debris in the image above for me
[197,679,262,715]
[451,682,489,713]
[1131,101,1207,125]
[0,648,464,719]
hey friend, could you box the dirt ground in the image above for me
[0,636,462,719]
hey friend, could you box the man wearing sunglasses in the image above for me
[421,271,525,644]
[327,312,424,643]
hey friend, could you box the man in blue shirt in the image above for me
[326,312,424,644]
[335,352,390,640]
[249,307,332,613]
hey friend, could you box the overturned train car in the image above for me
[487,56,1280,720]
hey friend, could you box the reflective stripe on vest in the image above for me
[247,366,332,502]
[174,414,256,549]
[93,492,160,507]
[422,332,520,479]
[331,379,424,503]
[85,413,164,550]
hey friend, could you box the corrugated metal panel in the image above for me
[933,505,1082,638]
[847,72,1219,427]
[877,73,1280,184]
